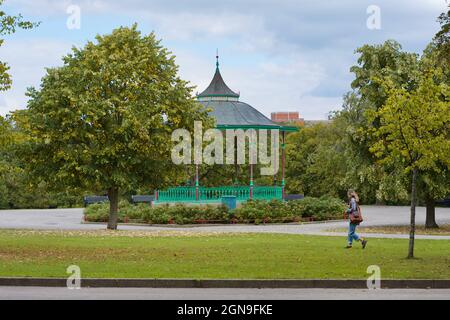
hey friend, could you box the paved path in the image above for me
[0,287,448,300]
[0,206,449,239]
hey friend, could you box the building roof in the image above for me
[197,65,240,99]
[197,59,298,132]
[200,100,290,130]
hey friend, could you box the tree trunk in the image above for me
[425,193,439,229]
[408,168,418,259]
[107,187,119,230]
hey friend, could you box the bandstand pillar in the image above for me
[195,164,200,201]
[281,131,286,200]
[250,164,254,200]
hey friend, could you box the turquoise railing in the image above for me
[155,186,283,203]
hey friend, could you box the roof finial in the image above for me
[216,49,219,69]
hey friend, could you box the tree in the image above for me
[433,5,450,66]
[414,43,450,228]
[350,40,421,112]
[420,170,450,229]
[331,41,422,205]
[24,25,211,229]
[0,114,10,146]
[0,0,38,90]
[369,71,449,258]
[0,115,11,207]
[286,122,347,198]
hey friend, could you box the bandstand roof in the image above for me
[197,57,298,132]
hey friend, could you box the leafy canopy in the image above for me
[369,70,450,174]
[433,6,450,65]
[24,25,212,194]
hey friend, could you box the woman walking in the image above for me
[346,190,367,249]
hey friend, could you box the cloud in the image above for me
[9,0,108,16]
[0,39,72,115]
[2,0,447,118]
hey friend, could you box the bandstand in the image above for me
[155,56,298,204]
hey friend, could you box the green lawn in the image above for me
[329,225,450,236]
[0,230,449,279]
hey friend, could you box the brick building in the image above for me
[271,112,305,126]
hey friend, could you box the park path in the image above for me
[0,287,449,300]
[0,206,449,240]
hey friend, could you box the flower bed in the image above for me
[84,197,347,225]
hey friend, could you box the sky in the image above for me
[0,0,447,119]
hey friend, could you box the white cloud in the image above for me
[10,0,108,16]
[176,49,330,119]
[2,0,447,119]
[0,39,72,115]
[296,96,343,120]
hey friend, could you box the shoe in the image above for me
[345,245,352,249]
[362,240,368,249]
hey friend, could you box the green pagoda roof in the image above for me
[197,67,240,99]
[197,57,298,132]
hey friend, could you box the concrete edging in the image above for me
[80,219,346,228]
[0,278,449,289]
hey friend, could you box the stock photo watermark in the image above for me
[171,121,280,176]
[367,5,381,30]
[367,265,381,290]
[66,265,81,290]
[66,4,81,30]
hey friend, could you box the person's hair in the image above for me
[347,189,359,202]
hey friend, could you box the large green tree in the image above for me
[369,71,449,258]
[339,39,449,215]
[0,0,38,91]
[24,25,211,229]
[286,122,347,198]
[327,41,421,205]
[433,5,449,66]
[417,44,450,228]
[1,112,82,209]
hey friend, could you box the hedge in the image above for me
[84,196,347,225]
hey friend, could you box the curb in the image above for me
[0,278,449,289]
[80,219,346,228]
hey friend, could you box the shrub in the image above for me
[84,203,109,222]
[233,200,297,223]
[290,196,346,221]
[83,197,347,224]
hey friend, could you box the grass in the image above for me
[0,230,449,279]
[329,225,450,236]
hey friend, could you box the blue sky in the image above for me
[0,0,447,119]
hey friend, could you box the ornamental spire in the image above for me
[197,53,240,100]
[216,49,219,69]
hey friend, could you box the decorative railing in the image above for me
[155,186,283,203]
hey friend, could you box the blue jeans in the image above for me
[348,222,360,245]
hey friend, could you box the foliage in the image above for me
[369,72,449,174]
[286,123,347,198]
[284,41,425,203]
[0,115,83,209]
[22,25,212,228]
[285,112,409,205]
[368,68,449,258]
[85,201,231,224]
[84,197,346,224]
[233,197,345,223]
[433,6,450,65]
